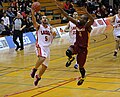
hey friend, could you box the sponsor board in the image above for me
[0,37,9,50]
[91,18,106,28]
[5,32,36,48]
[55,26,68,37]
[91,26,106,36]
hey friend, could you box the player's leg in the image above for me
[66,46,75,67]
[33,47,50,86]
[34,64,47,86]
[77,48,87,85]
[31,56,45,78]
[113,37,120,57]
[31,46,46,78]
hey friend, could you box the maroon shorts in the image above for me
[70,45,88,67]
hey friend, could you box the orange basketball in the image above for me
[31,2,41,12]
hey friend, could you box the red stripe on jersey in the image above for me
[37,46,42,57]
[36,31,39,48]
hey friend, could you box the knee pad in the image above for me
[66,49,72,57]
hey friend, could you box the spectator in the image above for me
[63,0,75,14]
[108,5,115,16]
[0,19,10,36]
[6,7,15,30]
[95,7,102,18]
[1,12,10,28]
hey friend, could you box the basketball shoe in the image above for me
[113,51,117,58]
[66,57,75,67]
[34,75,41,86]
[74,64,78,69]
[77,78,85,86]
[30,68,37,78]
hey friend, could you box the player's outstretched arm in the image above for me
[54,0,77,25]
[84,7,94,27]
[64,23,70,32]
[50,26,56,38]
[31,9,39,30]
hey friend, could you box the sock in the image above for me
[80,68,86,78]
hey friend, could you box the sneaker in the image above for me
[77,78,85,86]
[74,64,78,69]
[34,75,41,86]
[30,68,37,78]
[113,51,117,57]
[66,57,75,67]
[20,48,24,50]
[15,46,20,51]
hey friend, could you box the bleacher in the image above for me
[1,0,96,27]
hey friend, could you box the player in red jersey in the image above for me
[55,0,94,85]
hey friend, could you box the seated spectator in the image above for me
[63,0,75,14]
[108,5,115,16]
[101,5,108,18]
[0,19,10,36]
[6,7,15,30]
[1,12,10,28]
[95,7,102,18]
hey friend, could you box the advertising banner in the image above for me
[0,37,9,50]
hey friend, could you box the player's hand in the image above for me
[31,8,35,14]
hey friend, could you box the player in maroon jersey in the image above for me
[55,0,94,85]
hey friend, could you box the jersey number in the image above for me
[45,36,48,41]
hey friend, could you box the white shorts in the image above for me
[113,29,120,40]
[35,45,50,67]
[69,35,76,45]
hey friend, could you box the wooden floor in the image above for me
[0,26,120,97]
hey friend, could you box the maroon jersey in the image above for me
[75,25,90,48]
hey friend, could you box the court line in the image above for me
[2,33,119,96]
[4,78,77,97]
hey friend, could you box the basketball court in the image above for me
[0,26,120,97]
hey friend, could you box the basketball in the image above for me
[31,2,41,12]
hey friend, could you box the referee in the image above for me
[12,12,26,51]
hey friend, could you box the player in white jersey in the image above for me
[112,8,120,57]
[64,12,79,69]
[30,9,56,86]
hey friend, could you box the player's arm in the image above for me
[111,15,116,28]
[50,26,56,38]
[31,9,39,31]
[64,22,70,32]
[55,0,78,25]
[84,7,94,29]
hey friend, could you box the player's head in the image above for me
[79,15,88,26]
[118,8,120,15]
[73,12,78,19]
[41,16,48,24]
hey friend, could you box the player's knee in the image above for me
[66,49,72,57]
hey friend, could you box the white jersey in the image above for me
[36,24,53,47]
[113,14,120,37]
[69,21,76,45]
